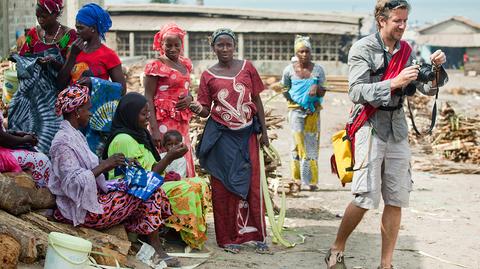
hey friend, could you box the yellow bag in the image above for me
[330,129,354,186]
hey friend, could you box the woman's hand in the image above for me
[37,56,54,65]
[70,38,86,57]
[151,129,162,149]
[77,77,92,88]
[309,84,319,97]
[176,94,193,110]
[101,153,126,171]
[21,134,38,146]
[259,132,270,147]
[165,143,188,161]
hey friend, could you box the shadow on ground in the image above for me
[197,223,423,269]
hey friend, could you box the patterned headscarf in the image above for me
[76,3,112,41]
[210,28,236,46]
[294,35,312,52]
[37,0,63,14]
[55,85,90,116]
[153,23,186,55]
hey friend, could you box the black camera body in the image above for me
[404,60,436,96]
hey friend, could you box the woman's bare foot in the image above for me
[152,249,180,268]
[148,231,180,267]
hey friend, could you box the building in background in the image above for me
[0,0,36,58]
[60,0,105,28]
[416,16,480,74]
[106,4,364,75]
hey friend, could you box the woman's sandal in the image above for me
[255,241,272,255]
[158,256,181,267]
[223,244,241,254]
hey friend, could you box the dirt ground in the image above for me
[19,70,480,269]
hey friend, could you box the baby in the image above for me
[160,129,187,179]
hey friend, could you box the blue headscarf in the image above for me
[76,3,112,40]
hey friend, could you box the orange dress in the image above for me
[144,58,195,177]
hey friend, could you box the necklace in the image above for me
[42,24,61,45]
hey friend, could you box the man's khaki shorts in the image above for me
[350,125,413,209]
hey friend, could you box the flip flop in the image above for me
[158,256,181,268]
[223,244,241,254]
[255,242,272,255]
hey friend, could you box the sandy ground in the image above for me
[19,70,480,269]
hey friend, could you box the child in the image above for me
[160,130,187,179]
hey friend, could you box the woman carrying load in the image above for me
[281,35,327,191]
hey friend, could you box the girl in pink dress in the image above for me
[144,23,195,177]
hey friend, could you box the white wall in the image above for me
[191,60,349,77]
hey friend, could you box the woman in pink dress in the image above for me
[144,23,195,177]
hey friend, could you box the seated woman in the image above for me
[0,101,51,188]
[104,92,211,250]
[48,85,182,267]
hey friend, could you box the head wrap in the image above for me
[76,3,112,40]
[37,0,63,14]
[153,23,186,55]
[103,93,161,161]
[210,28,236,46]
[55,84,90,116]
[294,35,312,52]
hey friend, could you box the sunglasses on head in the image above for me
[384,0,409,9]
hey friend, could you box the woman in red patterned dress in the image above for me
[144,23,195,177]
[192,28,270,254]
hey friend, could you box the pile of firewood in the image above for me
[124,63,145,94]
[0,173,132,268]
[407,95,480,169]
[431,102,480,164]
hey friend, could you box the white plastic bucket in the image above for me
[2,69,18,105]
[44,232,92,269]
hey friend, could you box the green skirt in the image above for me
[162,177,211,249]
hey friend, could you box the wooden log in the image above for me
[0,210,48,263]
[0,173,33,215]
[20,212,131,265]
[0,172,55,215]
[0,233,22,269]
[91,246,127,267]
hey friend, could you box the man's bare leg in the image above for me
[327,202,368,266]
[380,205,401,268]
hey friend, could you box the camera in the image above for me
[403,60,436,96]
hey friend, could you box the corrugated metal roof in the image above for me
[109,15,359,35]
[107,4,363,25]
[418,16,480,34]
[416,33,480,47]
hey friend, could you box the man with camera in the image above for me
[325,1,448,269]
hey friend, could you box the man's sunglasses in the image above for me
[384,0,409,9]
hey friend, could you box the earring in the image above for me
[76,113,80,119]
[91,29,95,33]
